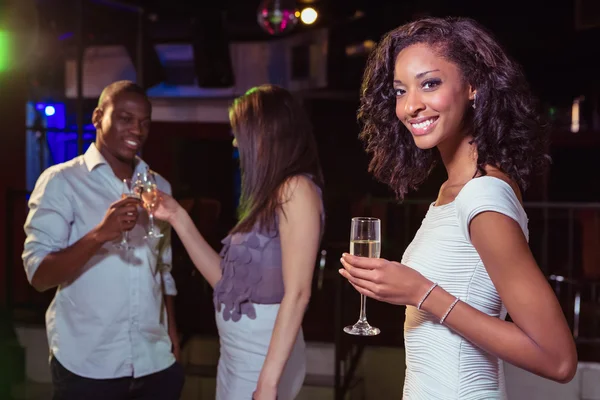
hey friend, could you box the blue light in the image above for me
[44,105,56,116]
[36,103,44,110]
[58,32,74,41]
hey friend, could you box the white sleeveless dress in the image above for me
[401,176,529,399]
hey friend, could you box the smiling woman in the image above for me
[359,17,548,200]
[340,17,577,400]
[392,44,476,151]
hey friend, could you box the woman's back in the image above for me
[213,174,324,321]
[213,175,324,399]
[214,225,284,321]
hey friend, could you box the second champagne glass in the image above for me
[114,178,139,251]
[137,169,164,239]
[344,217,381,336]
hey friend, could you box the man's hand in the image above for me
[165,295,180,362]
[169,327,181,362]
[94,197,141,243]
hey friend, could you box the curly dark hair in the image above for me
[358,17,549,198]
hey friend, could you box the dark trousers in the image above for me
[50,357,184,400]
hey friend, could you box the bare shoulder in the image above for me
[278,175,323,222]
[280,175,320,202]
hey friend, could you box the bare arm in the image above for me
[165,294,180,360]
[257,176,322,391]
[32,230,105,292]
[340,177,577,384]
[420,211,577,382]
[161,201,222,288]
[155,195,181,360]
[32,198,140,292]
[165,294,177,334]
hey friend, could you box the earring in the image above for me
[472,94,477,109]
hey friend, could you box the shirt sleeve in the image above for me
[156,179,177,296]
[455,176,528,243]
[22,168,73,284]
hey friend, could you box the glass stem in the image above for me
[359,294,367,322]
[149,212,155,233]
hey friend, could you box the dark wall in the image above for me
[0,52,27,309]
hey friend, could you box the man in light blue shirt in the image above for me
[22,81,184,399]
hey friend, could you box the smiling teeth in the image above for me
[126,140,138,147]
[412,119,435,129]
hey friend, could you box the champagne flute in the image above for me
[344,217,381,336]
[137,169,164,239]
[114,178,139,250]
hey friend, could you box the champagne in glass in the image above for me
[350,239,381,258]
[114,178,139,250]
[137,169,164,239]
[141,183,158,210]
[344,217,381,336]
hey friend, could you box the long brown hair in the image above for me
[230,84,324,234]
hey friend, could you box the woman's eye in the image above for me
[422,79,441,90]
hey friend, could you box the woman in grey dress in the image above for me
[154,84,325,400]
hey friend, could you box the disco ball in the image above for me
[257,0,299,36]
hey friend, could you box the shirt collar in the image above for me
[84,143,149,176]
[83,143,106,172]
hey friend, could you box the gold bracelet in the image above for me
[440,298,460,325]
